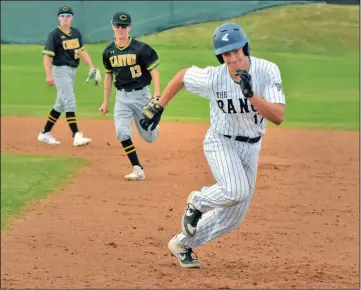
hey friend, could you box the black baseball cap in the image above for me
[112,11,131,25]
[58,5,74,16]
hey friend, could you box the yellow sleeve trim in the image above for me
[147,59,160,71]
[105,69,113,74]
[79,46,85,51]
[42,50,55,56]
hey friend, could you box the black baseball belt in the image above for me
[119,87,145,92]
[223,135,261,144]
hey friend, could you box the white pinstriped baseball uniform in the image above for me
[174,56,286,249]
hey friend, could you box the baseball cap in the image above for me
[112,11,131,25]
[58,5,74,16]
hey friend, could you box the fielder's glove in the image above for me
[85,68,101,85]
[140,98,164,131]
[235,70,254,98]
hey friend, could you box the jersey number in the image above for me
[253,113,264,125]
[130,65,142,78]
[74,48,81,59]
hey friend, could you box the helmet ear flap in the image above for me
[216,54,224,64]
[243,43,251,56]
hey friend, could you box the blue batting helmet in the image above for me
[213,23,250,64]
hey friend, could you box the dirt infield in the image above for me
[1,116,359,289]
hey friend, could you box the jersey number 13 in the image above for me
[130,65,142,78]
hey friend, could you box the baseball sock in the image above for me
[66,112,79,137]
[42,109,61,133]
[121,138,143,169]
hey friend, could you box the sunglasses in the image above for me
[114,24,129,29]
[59,13,72,18]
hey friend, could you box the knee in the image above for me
[116,132,131,141]
[65,104,76,112]
[62,95,76,111]
[140,127,158,143]
[142,133,157,143]
[226,186,252,205]
[53,104,64,113]
[222,193,250,207]
[116,128,131,141]
[62,91,75,102]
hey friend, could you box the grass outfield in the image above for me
[1,3,359,131]
[1,153,85,228]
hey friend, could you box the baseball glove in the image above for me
[235,70,254,98]
[85,68,101,85]
[140,98,164,131]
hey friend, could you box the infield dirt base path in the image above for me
[1,117,359,289]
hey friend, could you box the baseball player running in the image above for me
[99,11,161,181]
[38,5,100,146]
[140,23,286,268]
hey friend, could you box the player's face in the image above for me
[58,14,73,26]
[113,24,131,39]
[222,48,248,71]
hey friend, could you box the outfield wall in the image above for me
[0,1,324,44]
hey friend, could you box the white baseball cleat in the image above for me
[73,131,91,147]
[168,236,201,268]
[37,131,61,145]
[124,165,145,181]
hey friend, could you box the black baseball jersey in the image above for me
[42,26,85,68]
[102,38,160,90]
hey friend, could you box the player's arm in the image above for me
[42,32,56,86]
[159,65,211,107]
[81,49,102,85]
[99,51,113,114]
[78,45,95,70]
[43,55,52,78]
[99,73,113,113]
[249,97,284,125]
[237,64,286,125]
[76,32,93,69]
[140,66,212,131]
[140,44,161,97]
[139,68,187,131]
[79,50,94,69]
[77,33,101,85]
[158,69,187,107]
[150,69,160,97]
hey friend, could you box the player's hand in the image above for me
[140,99,164,131]
[98,103,108,115]
[153,93,161,101]
[46,75,54,86]
[235,70,254,98]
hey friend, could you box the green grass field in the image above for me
[1,3,359,130]
[0,3,359,227]
[1,154,85,228]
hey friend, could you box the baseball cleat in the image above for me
[37,131,61,145]
[73,131,91,147]
[168,236,201,268]
[124,165,145,181]
[182,191,202,238]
